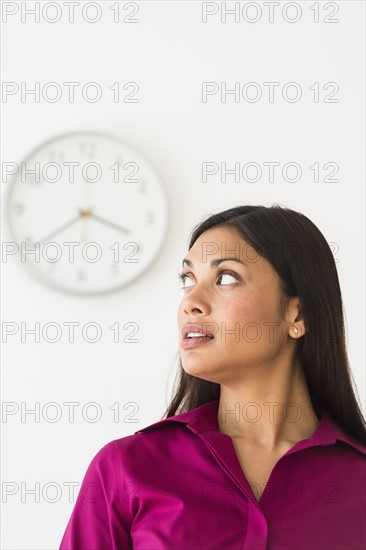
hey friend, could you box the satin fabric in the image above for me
[59,398,366,549]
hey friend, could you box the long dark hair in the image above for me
[162,204,366,447]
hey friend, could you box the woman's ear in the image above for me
[286,296,306,338]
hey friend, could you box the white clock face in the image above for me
[6,132,169,295]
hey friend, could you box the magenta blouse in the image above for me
[59,398,366,549]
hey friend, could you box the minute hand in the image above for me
[89,212,131,235]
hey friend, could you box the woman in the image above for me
[59,204,366,549]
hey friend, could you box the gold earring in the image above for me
[293,326,299,336]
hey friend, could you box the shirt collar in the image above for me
[135,398,366,457]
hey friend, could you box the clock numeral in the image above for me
[138,178,147,193]
[80,142,97,159]
[25,235,35,245]
[111,263,119,276]
[146,211,154,225]
[77,270,87,282]
[13,202,25,215]
[48,149,65,163]
[25,173,43,186]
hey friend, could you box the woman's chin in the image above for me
[181,363,221,383]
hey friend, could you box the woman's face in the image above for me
[177,225,298,384]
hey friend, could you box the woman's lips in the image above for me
[181,336,215,349]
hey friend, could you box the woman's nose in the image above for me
[181,285,210,315]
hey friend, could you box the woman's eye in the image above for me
[177,270,238,288]
[177,272,194,288]
[183,278,194,288]
[219,272,237,285]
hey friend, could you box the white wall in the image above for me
[1,1,365,548]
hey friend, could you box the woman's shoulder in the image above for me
[91,409,194,458]
[92,401,218,471]
[319,409,366,459]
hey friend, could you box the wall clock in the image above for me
[5,131,169,295]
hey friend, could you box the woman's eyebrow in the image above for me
[181,257,247,268]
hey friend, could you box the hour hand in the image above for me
[85,210,131,235]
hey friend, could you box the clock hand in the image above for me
[88,212,131,235]
[37,213,83,245]
[80,217,88,244]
